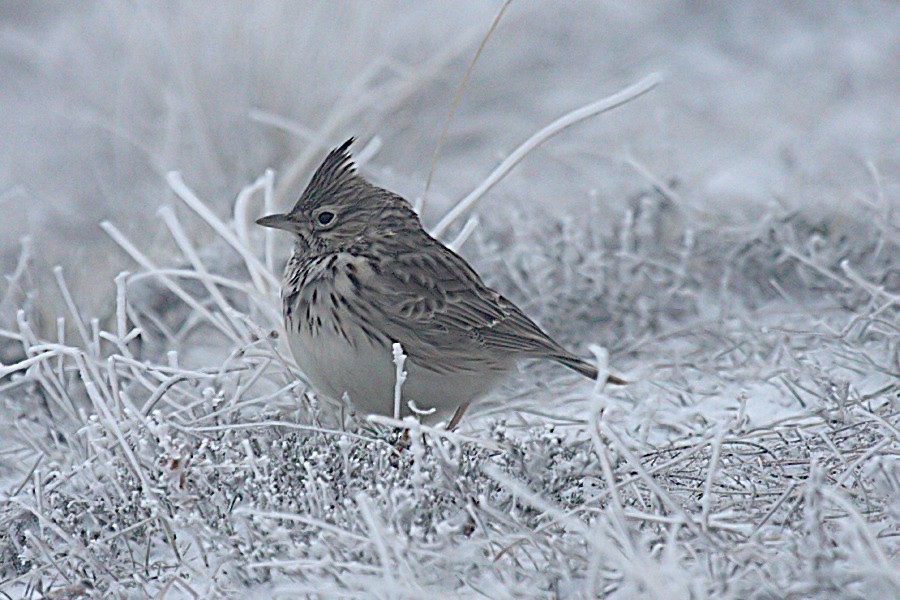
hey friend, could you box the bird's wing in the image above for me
[362,236,566,368]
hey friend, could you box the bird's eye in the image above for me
[316,211,335,227]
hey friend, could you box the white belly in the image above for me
[286,315,510,422]
[281,249,512,421]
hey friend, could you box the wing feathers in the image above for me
[367,236,575,363]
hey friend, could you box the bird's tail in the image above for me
[552,354,628,385]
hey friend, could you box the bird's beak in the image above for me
[255,213,294,232]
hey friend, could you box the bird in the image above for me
[257,138,625,428]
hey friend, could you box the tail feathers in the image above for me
[553,354,628,385]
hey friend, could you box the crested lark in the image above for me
[257,139,625,427]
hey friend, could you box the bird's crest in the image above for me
[296,137,361,208]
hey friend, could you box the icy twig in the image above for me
[391,342,407,420]
[159,206,250,343]
[101,220,239,343]
[431,73,662,237]
[165,172,279,291]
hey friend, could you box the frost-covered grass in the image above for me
[1,2,898,599]
[1,165,896,597]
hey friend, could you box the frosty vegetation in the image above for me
[1,3,897,599]
[1,157,896,597]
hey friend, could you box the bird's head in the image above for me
[256,138,419,255]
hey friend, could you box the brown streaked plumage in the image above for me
[257,138,625,426]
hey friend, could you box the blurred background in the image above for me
[1,0,897,327]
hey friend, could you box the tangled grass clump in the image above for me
[1,164,896,598]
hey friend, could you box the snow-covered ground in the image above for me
[1,2,897,598]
